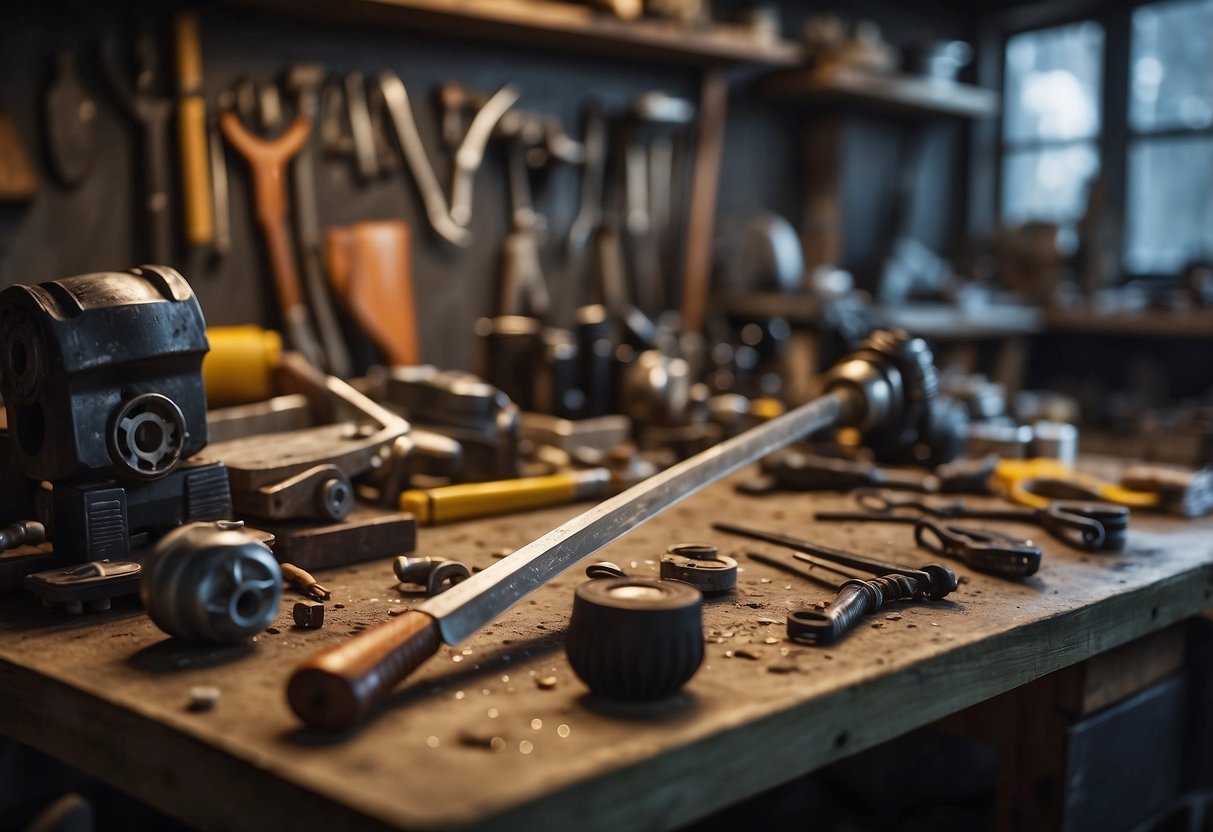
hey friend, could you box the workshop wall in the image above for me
[0,0,973,372]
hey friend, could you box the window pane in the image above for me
[1131,0,1213,132]
[1001,143,1100,224]
[1125,135,1213,274]
[1004,21,1104,143]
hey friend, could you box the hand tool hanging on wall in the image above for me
[208,90,234,258]
[324,219,420,366]
[448,83,519,228]
[746,546,956,645]
[344,72,380,181]
[173,11,213,248]
[497,115,552,320]
[220,108,327,369]
[565,103,607,285]
[679,68,727,340]
[287,330,943,730]
[101,28,174,263]
[284,63,353,377]
[42,52,97,188]
[376,72,470,247]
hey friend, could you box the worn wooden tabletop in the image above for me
[0,474,1210,832]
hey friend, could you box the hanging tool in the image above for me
[287,329,942,729]
[42,52,97,188]
[746,548,956,645]
[344,72,380,181]
[208,90,234,257]
[174,11,213,247]
[324,220,420,366]
[679,68,727,336]
[220,109,327,368]
[815,490,1129,553]
[284,63,353,377]
[101,27,174,262]
[565,103,607,286]
[376,71,469,247]
[497,119,552,319]
[449,82,520,228]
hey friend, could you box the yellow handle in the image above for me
[401,474,579,525]
[993,458,1160,510]
[204,325,282,407]
[175,12,213,246]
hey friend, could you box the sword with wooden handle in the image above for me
[288,331,937,729]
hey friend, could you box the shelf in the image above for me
[1046,307,1213,339]
[758,63,1000,119]
[229,0,806,68]
[875,303,1044,339]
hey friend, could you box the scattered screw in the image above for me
[293,601,325,629]
[187,686,221,712]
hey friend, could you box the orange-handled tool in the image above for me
[174,11,213,246]
[220,112,326,369]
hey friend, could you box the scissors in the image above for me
[992,458,1159,511]
[815,490,1129,553]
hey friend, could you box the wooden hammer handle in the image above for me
[287,610,442,730]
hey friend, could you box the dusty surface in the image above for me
[0,473,1211,831]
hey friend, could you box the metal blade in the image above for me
[421,391,848,644]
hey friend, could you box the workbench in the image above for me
[1,474,1210,831]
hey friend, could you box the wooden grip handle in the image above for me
[288,610,442,730]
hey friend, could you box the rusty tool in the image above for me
[174,11,213,247]
[746,549,956,645]
[324,219,420,366]
[284,63,353,377]
[281,562,331,601]
[287,330,941,729]
[220,110,327,368]
[101,27,173,262]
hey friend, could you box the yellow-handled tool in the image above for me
[992,458,1160,510]
[175,11,213,246]
[401,469,613,526]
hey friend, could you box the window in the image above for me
[1125,0,1213,274]
[996,0,1213,278]
[1001,22,1104,228]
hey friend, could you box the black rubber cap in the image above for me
[565,578,704,702]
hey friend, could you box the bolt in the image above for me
[666,543,718,561]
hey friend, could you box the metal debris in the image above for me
[187,686,221,712]
[536,676,558,690]
[293,601,325,629]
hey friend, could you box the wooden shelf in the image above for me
[876,303,1044,339]
[758,63,1000,119]
[1046,307,1213,339]
[229,0,806,68]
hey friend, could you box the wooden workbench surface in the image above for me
[1,477,1211,832]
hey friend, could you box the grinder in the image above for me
[0,265,231,562]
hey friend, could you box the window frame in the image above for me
[974,0,1212,280]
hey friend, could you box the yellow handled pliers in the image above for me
[991,458,1160,510]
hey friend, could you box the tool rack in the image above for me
[0,473,1209,830]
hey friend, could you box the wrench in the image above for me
[376,71,470,248]
[449,83,520,228]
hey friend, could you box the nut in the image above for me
[293,601,325,629]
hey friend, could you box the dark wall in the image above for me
[0,0,974,371]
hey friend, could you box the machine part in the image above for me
[1030,421,1079,467]
[844,331,939,465]
[188,686,221,711]
[565,577,703,701]
[141,521,282,644]
[43,51,98,188]
[100,29,173,261]
[220,111,327,369]
[284,62,354,378]
[287,330,941,729]
[324,220,420,366]
[0,266,209,484]
[268,512,417,571]
[913,519,1042,579]
[622,350,692,427]
[293,600,325,629]
[660,550,737,594]
[534,328,581,419]
[967,422,1033,460]
[281,562,330,600]
[394,556,470,596]
[0,521,46,552]
[815,490,1129,553]
[24,560,141,614]
[449,83,520,227]
[376,72,469,247]
[174,12,213,247]
[479,315,545,412]
[573,305,614,418]
[343,72,380,181]
[401,468,613,526]
[209,354,410,522]
[107,393,186,480]
[520,413,632,458]
[666,543,718,560]
[49,459,232,563]
[735,211,804,293]
[585,561,627,579]
[206,394,313,444]
[374,365,521,482]
[203,325,283,408]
